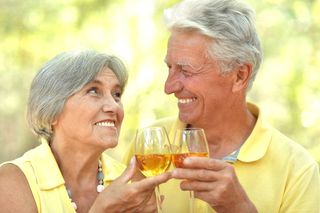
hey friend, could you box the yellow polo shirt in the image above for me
[1,142,125,213]
[124,103,320,212]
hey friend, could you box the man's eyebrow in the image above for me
[177,61,191,66]
[163,59,203,71]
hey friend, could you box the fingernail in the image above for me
[171,170,177,177]
[130,156,136,165]
[184,158,191,164]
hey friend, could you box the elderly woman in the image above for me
[0,50,170,213]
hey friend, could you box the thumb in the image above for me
[115,157,138,184]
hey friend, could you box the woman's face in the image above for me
[52,67,124,150]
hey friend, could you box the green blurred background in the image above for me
[0,0,319,166]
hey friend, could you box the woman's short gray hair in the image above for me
[164,0,262,90]
[27,50,128,142]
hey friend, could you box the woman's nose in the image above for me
[102,95,120,113]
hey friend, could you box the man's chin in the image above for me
[179,112,194,124]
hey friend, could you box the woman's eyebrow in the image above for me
[88,79,122,90]
[90,79,103,85]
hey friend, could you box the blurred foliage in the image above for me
[0,0,319,166]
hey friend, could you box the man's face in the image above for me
[164,31,236,127]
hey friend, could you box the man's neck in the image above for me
[190,104,256,159]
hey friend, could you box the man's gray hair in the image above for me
[27,50,128,142]
[164,0,262,89]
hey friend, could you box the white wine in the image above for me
[135,154,171,177]
[172,152,208,168]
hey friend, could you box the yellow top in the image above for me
[2,142,125,213]
[124,103,320,213]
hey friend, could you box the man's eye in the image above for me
[181,70,193,77]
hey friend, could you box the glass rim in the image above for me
[136,126,167,131]
[176,127,205,131]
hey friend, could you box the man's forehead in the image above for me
[164,53,208,67]
[166,40,210,65]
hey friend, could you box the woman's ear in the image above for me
[51,119,57,126]
[232,64,252,92]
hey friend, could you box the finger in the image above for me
[131,169,146,182]
[141,191,157,211]
[180,180,216,191]
[141,194,165,213]
[183,157,228,170]
[115,157,138,184]
[160,194,165,204]
[134,172,171,191]
[136,193,158,213]
[172,168,220,181]
[137,191,165,213]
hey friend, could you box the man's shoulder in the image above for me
[268,127,317,167]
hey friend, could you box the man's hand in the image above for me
[172,157,257,213]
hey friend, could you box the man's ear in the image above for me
[232,64,252,92]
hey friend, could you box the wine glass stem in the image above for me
[190,191,195,213]
[155,185,163,213]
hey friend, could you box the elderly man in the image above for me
[126,0,320,212]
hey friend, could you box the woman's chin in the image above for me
[98,138,118,149]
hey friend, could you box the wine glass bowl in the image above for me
[171,128,209,213]
[135,152,171,177]
[135,127,171,177]
[134,126,172,213]
[172,128,209,168]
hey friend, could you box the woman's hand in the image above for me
[89,157,171,213]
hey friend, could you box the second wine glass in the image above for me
[171,128,209,213]
[134,126,172,213]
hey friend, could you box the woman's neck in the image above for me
[50,139,100,183]
[49,139,103,213]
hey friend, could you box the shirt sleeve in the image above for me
[279,161,320,212]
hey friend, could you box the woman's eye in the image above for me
[87,87,98,94]
[113,91,122,99]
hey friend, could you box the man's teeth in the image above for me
[95,121,115,127]
[178,98,196,104]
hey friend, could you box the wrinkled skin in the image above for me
[89,157,171,213]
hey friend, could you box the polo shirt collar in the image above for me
[237,103,272,162]
[26,141,65,190]
[170,103,271,163]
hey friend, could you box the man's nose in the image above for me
[164,69,183,94]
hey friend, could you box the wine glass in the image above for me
[134,126,172,213]
[171,128,209,213]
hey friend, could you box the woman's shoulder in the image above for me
[0,163,37,212]
[0,163,27,186]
